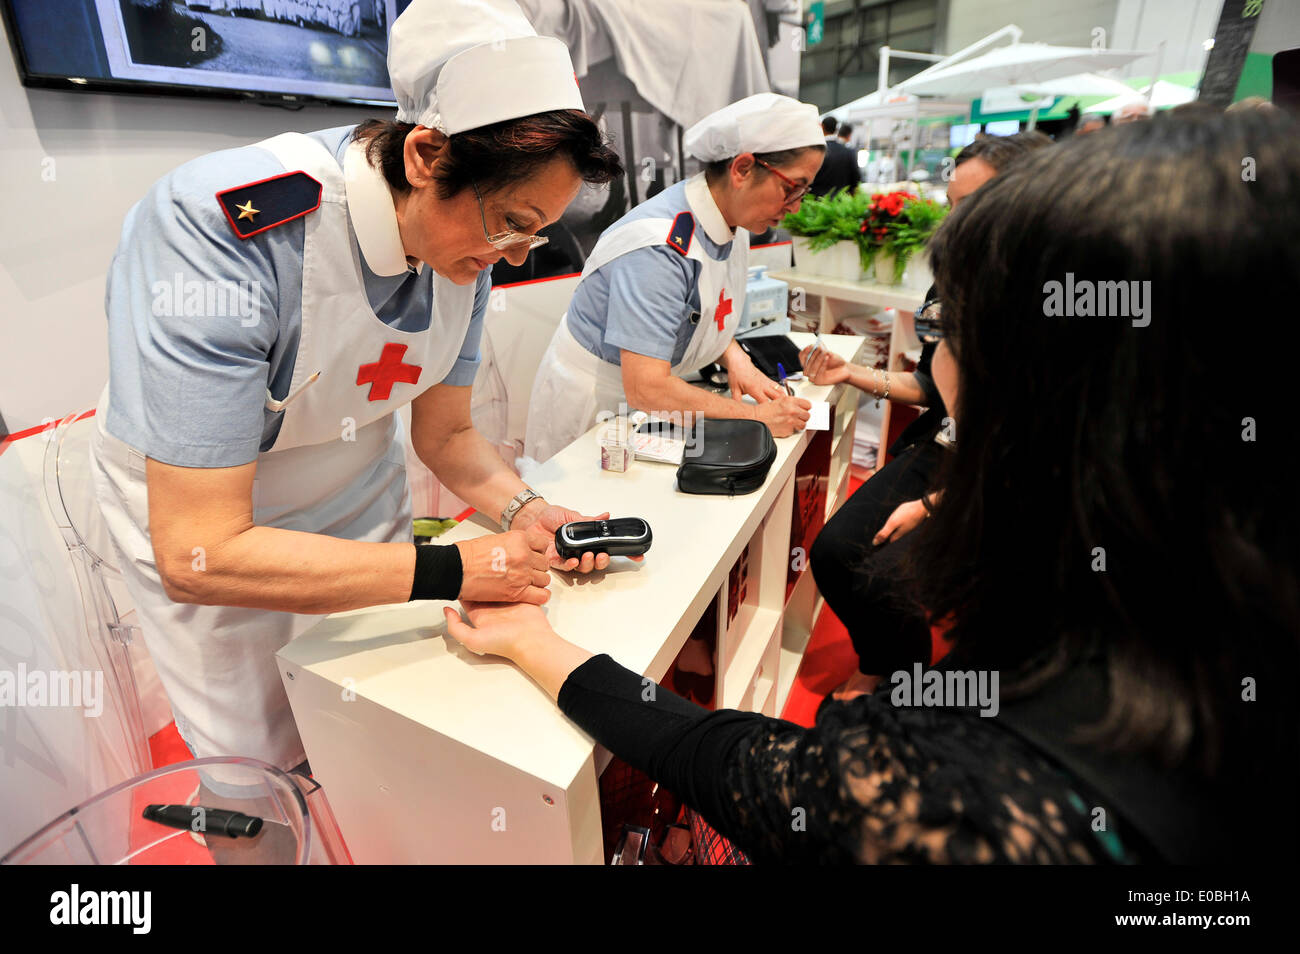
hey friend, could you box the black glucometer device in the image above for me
[554,518,652,559]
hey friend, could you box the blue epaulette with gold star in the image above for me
[216,171,322,240]
[666,211,694,257]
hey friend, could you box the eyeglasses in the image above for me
[754,158,811,206]
[472,182,549,251]
[913,298,946,342]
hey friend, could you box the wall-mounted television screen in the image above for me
[2,0,402,107]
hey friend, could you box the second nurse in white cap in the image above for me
[525,93,826,463]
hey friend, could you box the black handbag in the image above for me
[737,334,803,381]
[676,418,777,496]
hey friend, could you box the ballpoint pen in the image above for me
[777,362,794,396]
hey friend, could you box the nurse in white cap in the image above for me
[524,93,826,463]
[88,0,627,774]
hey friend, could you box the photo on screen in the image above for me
[93,0,398,103]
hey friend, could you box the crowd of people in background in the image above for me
[812,92,1283,193]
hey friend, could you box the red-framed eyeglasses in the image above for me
[754,158,811,206]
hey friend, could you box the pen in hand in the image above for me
[777,362,795,396]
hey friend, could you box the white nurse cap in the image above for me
[388,0,585,136]
[683,93,825,162]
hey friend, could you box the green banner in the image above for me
[806,2,824,48]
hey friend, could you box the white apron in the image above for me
[524,188,751,463]
[89,132,476,771]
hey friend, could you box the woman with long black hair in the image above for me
[445,106,1299,863]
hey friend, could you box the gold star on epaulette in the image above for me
[235,200,259,222]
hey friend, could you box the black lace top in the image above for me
[557,654,1136,864]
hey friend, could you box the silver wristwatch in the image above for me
[500,488,543,530]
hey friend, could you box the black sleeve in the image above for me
[556,655,767,814]
[556,654,847,862]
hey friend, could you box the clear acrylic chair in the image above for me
[1,756,350,865]
[41,410,153,775]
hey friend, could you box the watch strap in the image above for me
[501,488,542,530]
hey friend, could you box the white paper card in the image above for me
[807,401,831,431]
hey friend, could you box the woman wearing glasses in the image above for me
[524,93,825,463]
[87,0,627,777]
[799,131,1052,702]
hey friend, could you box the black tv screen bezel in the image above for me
[0,1,399,110]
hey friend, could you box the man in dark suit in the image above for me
[809,116,861,196]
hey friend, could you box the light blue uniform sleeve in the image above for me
[600,247,700,363]
[104,150,291,468]
[438,268,491,386]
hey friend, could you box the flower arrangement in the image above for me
[783,188,946,283]
[858,191,947,282]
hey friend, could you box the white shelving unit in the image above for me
[768,269,926,333]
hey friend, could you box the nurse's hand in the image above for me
[799,345,851,386]
[756,396,812,437]
[455,532,552,605]
[729,363,787,404]
[520,504,646,573]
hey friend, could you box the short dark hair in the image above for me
[917,107,1300,775]
[838,122,853,138]
[822,116,838,134]
[352,110,623,199]
[702,144,826,185]
[955,130,1052,171]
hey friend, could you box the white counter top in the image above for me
[278,331,864,796]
